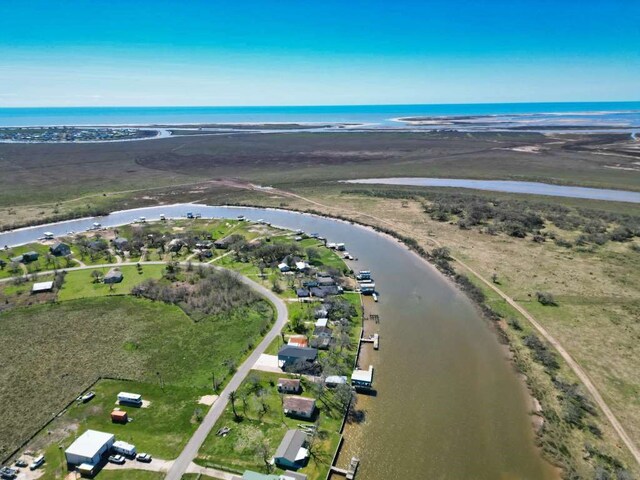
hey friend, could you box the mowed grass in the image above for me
[57,264,166,301]
[196,371,342,480]
[0,295,274,461]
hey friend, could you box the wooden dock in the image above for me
[361,333,379,350]
[330,457,360,479]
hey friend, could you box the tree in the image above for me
[491,272,499,284]
[90,270,103,283]
[228,390,241,421]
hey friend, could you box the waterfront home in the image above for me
[310,285,340,298]
[274,430,309,469]
[283,396,316,419]
[112,237,129,251]
[277,346,318,368]
[104,268,123,284]
[50,242,71,256]
[277,378,302,394]
[352,366,374,389]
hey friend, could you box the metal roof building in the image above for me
[64,430,115,466]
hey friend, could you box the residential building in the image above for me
[273,430,309,470]
[283,396,316,419]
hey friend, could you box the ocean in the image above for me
[0,102,639,128]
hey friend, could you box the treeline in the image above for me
[132,267,262,318]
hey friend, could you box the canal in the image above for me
[0,205,558,479]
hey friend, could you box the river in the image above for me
[0,205,558,479]
[343,178,640,203]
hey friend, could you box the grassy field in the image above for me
[0,294,273,462]
[196,371,342,479]
[57,264,166,300]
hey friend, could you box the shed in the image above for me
[104,268,123,284]
[314,318,328,328]
[64,430,115,467]
[273,430,309,469]
[111,410,128,424]
[277,378,301,394]
[325,375,348,387]
[50,242,71,256]
[283,396,316,419]
[32,281,54,293]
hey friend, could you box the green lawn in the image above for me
[58,264,166,301]
[0,295,273,462]
[196,371,342,480]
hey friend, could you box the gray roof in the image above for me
[278,346,317,361]
[104,268,123,279]
[274,430,307,463]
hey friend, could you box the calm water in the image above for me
[344,178,640,203]
[0,102,639,128]
[0,205,557,479]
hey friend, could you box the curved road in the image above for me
[1,260,288,479]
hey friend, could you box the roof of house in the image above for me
[313,326,333,337]
[287,335,308,348]
[278,346,318,361]
[314,318,328,327]
[274,430,308,462]
[51,242,69,250]
[32,281,54,292]
[104,268,123,279]
[296,288,310,297]
[283,396,316,414]
[280,472,308,480]
[113,237,128,245]
[325,375,348,385]
[65,430,115,458]
[278,378,301,389]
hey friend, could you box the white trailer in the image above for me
[117,392,142,406]
[112,440,137,457]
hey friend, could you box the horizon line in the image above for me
[1,100,640,110]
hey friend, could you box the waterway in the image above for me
[344,177,640,203]
[0,205,558,479]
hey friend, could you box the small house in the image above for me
[113,237,129,251]
[32,281,54,294]
[296,288,310,298]
[283,396,316,419]
[277,346,318,368]
[104,268,123,284]
[277,378,301,394]
[50,242,71,256]
[167,238,184,252]
[22,251,39,263]
[110,410,128,424]
[274,430,309,470]
[325,375,348,387]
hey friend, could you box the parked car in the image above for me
[0,466,18,479]
[136,453,152,463]
[29,455,45,470]
[108,455,125,465]
[14,459,27,468]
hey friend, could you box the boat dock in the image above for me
[361,333,379,350]
[330,457,360,479]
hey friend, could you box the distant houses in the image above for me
[50,242,71,256]
[103,268,123,284]
[273,430,309,470]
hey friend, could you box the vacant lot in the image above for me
[0,294,273,461]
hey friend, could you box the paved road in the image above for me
[164,267,288,480]
[1,259,289,478]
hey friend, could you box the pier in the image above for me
[361,333,379,350]
[330,457,360,479]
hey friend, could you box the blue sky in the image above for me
[1,0,638,106]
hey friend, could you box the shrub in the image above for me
[523,334,559,371]
[536,291,557,306]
